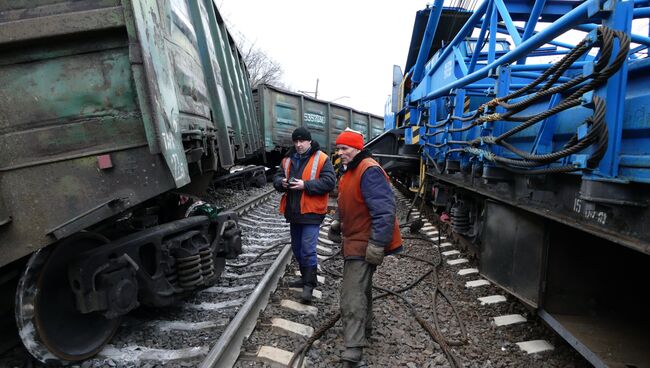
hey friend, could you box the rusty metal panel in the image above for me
[129,0,189,186]
[329,106,351,152]
[267,88,301,149]
[0,148,175,268]
[303,99,329,150]
[0,50,144,171]
[351,111,370,141]
[0,1,178,267]
[0,5,124,44]
[224,35,254,155]
[370,115,384,140]
[201,0,244,161]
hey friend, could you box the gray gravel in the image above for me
[234,189,592,368]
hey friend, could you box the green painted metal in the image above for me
[0,0,260,269]
[187,0,234,168]
[223,26,254,156]
[206,2,246,160]
[254,84,383,154]
[129,0,189,186]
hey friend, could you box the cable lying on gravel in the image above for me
[227,238,291,268]
[288,223,468,368]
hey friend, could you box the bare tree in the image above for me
[238,41,284,88]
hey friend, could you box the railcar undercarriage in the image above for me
[13,198,242,364]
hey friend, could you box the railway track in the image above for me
[2,184,591,367]
[0,187,295,368]
[226,185,589,367]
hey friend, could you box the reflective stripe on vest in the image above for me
[284,151,322,181]
[283,157,291,178]
[309,151,322,180]
[279,151,329,215]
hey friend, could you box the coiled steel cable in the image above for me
[440,26,630,175]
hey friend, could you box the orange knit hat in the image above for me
[335,128,364,150]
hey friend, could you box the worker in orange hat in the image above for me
[330,128,402,366]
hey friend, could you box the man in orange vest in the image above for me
[273,127,336,303]
[331,128,402,367]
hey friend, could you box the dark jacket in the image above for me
[273,141,336,224]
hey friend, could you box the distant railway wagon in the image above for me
[253,84,384,165]
[0,0,262,363]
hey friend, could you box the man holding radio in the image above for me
[273,127,336,303]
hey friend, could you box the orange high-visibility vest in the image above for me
[279,151,329,215]
[338,157,402,257]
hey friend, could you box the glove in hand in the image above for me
[365,240,385,265]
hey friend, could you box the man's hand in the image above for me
[365,240,385,266]
[289,178,305,190]
[281,178,289,188]
[328,220,342,243]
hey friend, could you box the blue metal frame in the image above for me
[391,0,650,183]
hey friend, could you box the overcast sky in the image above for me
[216,0,432,116]
[215,1,649,117]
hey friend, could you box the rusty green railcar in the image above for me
[253,84,384,167]
[0,0,261,363]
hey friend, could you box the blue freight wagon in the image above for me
[373,1,650,366]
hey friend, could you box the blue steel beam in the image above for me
[412,0,444,84]
[497,0,584,21]
[574,23,650,46]
[497,25,577,49]
[468,0,493,74]
[425,0,490,79]
[522,0,548,42]
[519,0,548,64]
[421,0,594,102]
[595,0,633,178]
[489,1,498,64]
[510,62,588,71]
[494,0,522,46]
[633,7,650,17]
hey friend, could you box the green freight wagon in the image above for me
[253,84,384,165]
[0,0,260,363]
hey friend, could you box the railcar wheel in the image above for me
[15,233,121,364]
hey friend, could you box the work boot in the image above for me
[300,267,317,304]
[288,266,304,288]
[341,347,363,364]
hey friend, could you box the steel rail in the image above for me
[200,243,292,368]
[201,187,292,367]
[231,187,276,216]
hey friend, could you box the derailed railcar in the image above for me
[253,84,384,166]
[0,0,260,363]
[377,1,650,366]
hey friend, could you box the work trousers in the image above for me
[289,223,320,268]
[341,259,375,348]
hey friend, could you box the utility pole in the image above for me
[298,78,320,99]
